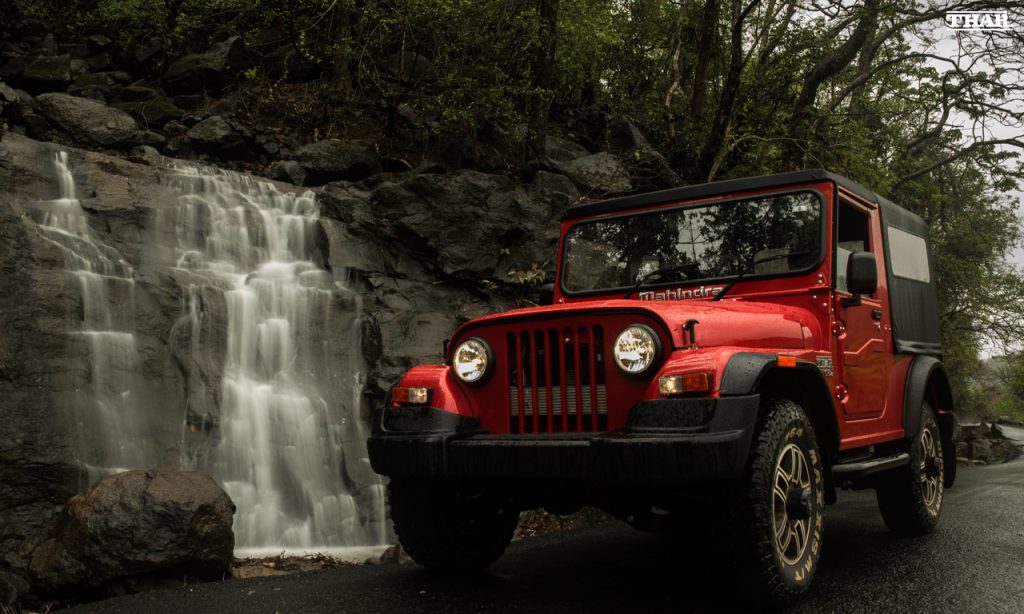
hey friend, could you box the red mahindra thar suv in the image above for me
[368,169,957,602]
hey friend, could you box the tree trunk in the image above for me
[528,0,560,160]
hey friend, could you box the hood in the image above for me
[455,298,815,351]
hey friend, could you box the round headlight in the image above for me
[613,325,661,375]
[452,337,493,384]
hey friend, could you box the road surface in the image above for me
[67,428,1024,613]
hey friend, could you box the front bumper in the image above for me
[368,395,760,484]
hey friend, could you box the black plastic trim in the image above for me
[903,355,955,440]
[831,453,910,479]
[562,169,875,220]
[367,396,761,484]
[719,352,840,458]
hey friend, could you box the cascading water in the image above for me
[35,152,153,480]
[167,166,386,552]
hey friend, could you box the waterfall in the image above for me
[168,166,386,552]
[36,152,152,479]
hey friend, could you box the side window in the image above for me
[836,201,871,294]
[887,226,930,282]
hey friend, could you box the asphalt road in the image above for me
[67,429,1024,614]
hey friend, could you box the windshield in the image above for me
[561,191,822,294]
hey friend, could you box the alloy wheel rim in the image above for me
[771,443,814,566]
[919,427,942,513]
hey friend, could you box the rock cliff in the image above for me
[0,131,565,585]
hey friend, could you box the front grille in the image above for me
[507,326,607,433]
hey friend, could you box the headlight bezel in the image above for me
[451,337,494,385]
[612,323,663,377]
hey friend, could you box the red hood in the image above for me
[456,298,815,351]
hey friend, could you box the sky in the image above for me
[913,15,1023,355]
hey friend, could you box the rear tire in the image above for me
[727,399,825,604]
[388,479,519,571]
[876,405,943,536]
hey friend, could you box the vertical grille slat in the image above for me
[508,324,607,433]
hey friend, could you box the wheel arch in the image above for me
[721,353,840,466]
[902,355,956,442]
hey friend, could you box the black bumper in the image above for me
[368,395,760,484]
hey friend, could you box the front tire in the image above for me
[876,405,943,535]
[388,479,519,571]
[728,399,825,604]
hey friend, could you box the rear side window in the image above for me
[887,226,930,283]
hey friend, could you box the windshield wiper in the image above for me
[711,250,812,302]
[623,264,696,299]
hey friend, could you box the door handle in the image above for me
[871,309,883,321]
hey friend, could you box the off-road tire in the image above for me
[727,399,825,604]
[876,404,943,536]
[388,479,519,571]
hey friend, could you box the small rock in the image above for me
[186,115,252,160]
[128,145,162,166]
[557,152,632,194]
[267,160,307,186]
[163,36,250,95]
[606,115,647,153]
[295,138,380,182]
[414,161,445,174]
[162,119,187,137]
[529,170,580,209]
[0,80,18,103]
[382,52,432,84]
[73,72,113,88]
[970,438,994,464]
[0,569,30,608]
[86,35,113,52]
[544,135,590,162]
[115,96,184,128]
[21,54,71,90]
[86,52,112,72]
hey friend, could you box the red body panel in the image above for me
[399,180,917,452]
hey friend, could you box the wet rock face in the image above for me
[27,469,235,594]
[0,133,563,596]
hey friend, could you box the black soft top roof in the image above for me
[564,169,884,220]
[564,169,942,357]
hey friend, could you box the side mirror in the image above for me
[844,252,877,305]
[537,282,555,305]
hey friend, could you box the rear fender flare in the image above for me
[902,356,956,441]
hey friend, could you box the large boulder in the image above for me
[185,115,252,160]
[557,152,632,194]
[20,55,71,92]
[295,138,380,183]
[33,93,139,147]
[163,36,250,95]
[27,469,235,594]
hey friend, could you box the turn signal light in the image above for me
[392,387,432,405]
[777,355,797,368]
[659,372,712,396]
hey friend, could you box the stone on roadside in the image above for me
[27,469,235,594]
